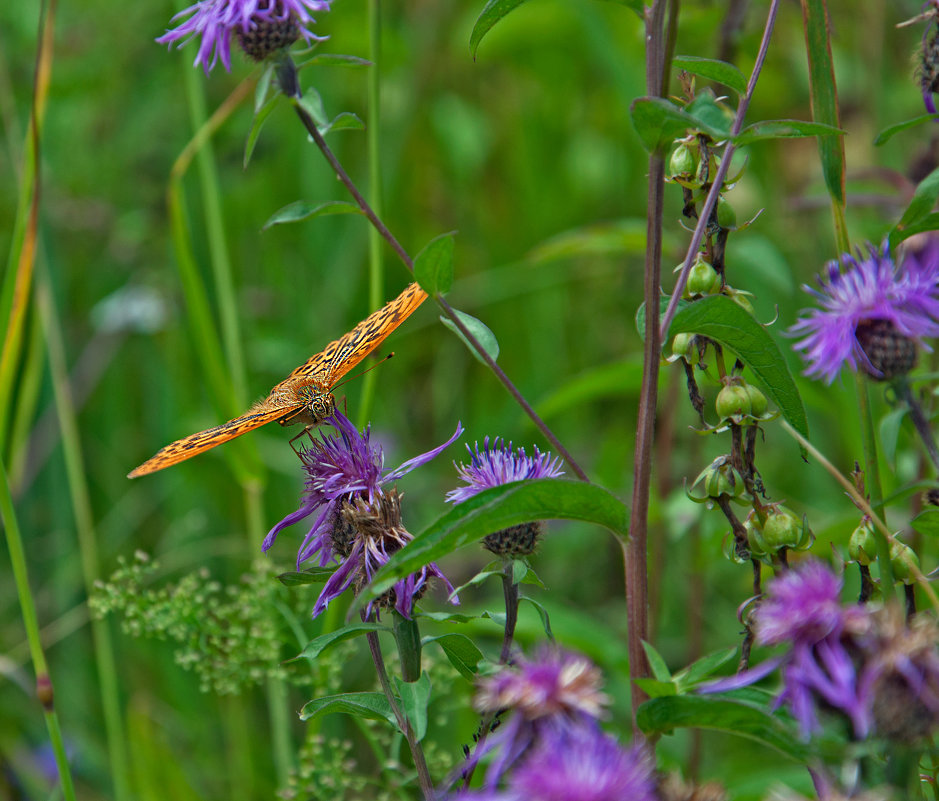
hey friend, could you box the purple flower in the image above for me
[157,0,331,73]
[788,243,939,383]
[469,649,609,788]
[506,727,657,801]
[446,438,564,504]
[263,411,462,618]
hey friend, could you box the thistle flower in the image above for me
[157,0,331,73]
[263,411,462,618]
[446,438,563,556]
[788,243,939,384]
[469,648,609,788]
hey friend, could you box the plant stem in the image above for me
[0,460,77,801]
[896,377,939,472]
[287,92,588,481]
[358,0,384,427]
[499,564,520,664]
[364,626,434,799]
[36,271,131,801]
[659,0,781,339]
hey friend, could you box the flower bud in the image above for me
[890,541,920,584]
[762,507,811,551]
[670,332,695,363]
[669,144,696,178]
[685,257,721,297]
[690,456,747,504]
[745,514,767,557]
[716,196,737,229]
[743,383,768,417]
[715,384,751,419]
[848,520,877,565]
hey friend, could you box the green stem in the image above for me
[357,0,384,428]
[36,270,131,801]
[0,460,77,801]
[183,62,248,405]
[854,373,898,600]
[499,564,520,664]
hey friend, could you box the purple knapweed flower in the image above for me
[446,438,564,557]
[703,561,873,739]
[446,438,564,504]
[788,243,939,384]
[505,726,657,801]
[263,411,462,618]
[157,0,331,74]
[469,648,609,788]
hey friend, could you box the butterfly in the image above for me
[128,282,427,478]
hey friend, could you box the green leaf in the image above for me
[673,648,739,689]
[358,479,629,607]
[879,406,908,467]
[323,112,365,134]
[297,87,328,129]
[394,672,431,741]
[637,696,810,762]
[262,200,362,230]
[470,0,531,59]
[414,232,456,295]
[254,63,275,113]
[734,119,845,146]
[425,633,484,680]
[911,508,939,538]
[293,623,389,661]
[886,212,939,247]
[306,53,372,69]
[526,220,651,262]
[667,295,809,440]
[672,55,747,95]
[874,113,939,146]
[519,595,553,639]
[801,0,846,206]
[636,296,691,339]
[440,310,500,364]
[299,692,397,727]
[630,97,726,154]
[641,640,672,681]
[890,166,939,251]
[633,678,678,698]
[244,95,279,169]
[683,94,732,139]
[535,359,644,421]
[277,567,336,587]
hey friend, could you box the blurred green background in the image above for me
[2,0,937,798]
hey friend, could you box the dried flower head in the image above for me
[263,411,462,618]
[788,243,939,384]
[157,0,331,73]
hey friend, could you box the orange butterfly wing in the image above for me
[127,406,292,478]
[128,282,428,478]
[288,281,428,385]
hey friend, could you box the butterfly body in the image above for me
[128,282,427,478]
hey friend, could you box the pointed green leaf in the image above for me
[440,310,500,364]
[911,508,939,538]
[323,111,365,134]
[300,692,397,727]
[734,119,844,146]
[244,95,279,169]
[673,55,747,95]
[801,0,845,206]
[641,640,672,681]
[254,63,275,113]
[415,232,456,295]
[874,113,939,146]
[683,94,733,139]
[425,633,484,680]
[674,648,739,689]
[637,695,810,762]
[890,166,939,251]
[307,53,372,69]
[293,623,389,661]
[633,678,678,698]
[277,567,336,587]
[394,672,431,741]
[886,212,939,247]
[358,479,629,608]
[263,200,362,230]
[667,294,809,440]
[470,0,531,59]
[630,97,726,154]
[519,595,553,638]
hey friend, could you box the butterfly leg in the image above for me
[288,426,318,460]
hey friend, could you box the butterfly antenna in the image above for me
[332,352,395,392]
